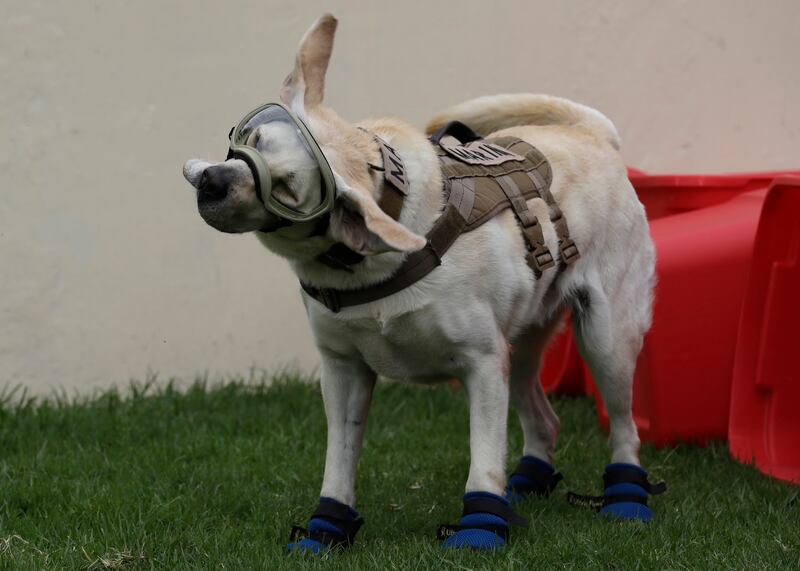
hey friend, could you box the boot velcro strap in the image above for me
[603,467,667,495]
[310,503,364,540]
[287,501,364,547]
[509,463,563,496]
[312,501,353,521]
[462,497,528,527]
[436,523,510,542]
[289,525,356,548]
[288,516,364,547]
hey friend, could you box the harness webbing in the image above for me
[302,204,465,313]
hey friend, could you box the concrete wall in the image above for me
[2,0,798,395]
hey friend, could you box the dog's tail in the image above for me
[425,93,621,150]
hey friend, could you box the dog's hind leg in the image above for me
[504,313,564,501]
[509,315,563,462]
[287,352,375,554]
[570,260,664,521]
[571,281,643,465]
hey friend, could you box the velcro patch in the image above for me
[439,135,525,165]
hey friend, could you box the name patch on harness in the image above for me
[379,139,409,195]
[439,135,525,166]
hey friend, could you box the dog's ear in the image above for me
[280,14,337,111]
[330,172,426,255]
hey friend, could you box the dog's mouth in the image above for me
[197,198,245,234]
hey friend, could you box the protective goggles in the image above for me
[227,102,335,223]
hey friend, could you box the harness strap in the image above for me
[429,120,482,145]
[377,180,406,221]
[495,173,555,276]
[302,203,466,312]
[531,169,581,265]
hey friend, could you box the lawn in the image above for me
[0,375,797,570]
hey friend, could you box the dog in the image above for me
[183,14,660,552]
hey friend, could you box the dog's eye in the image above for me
[249,128,270,151]
[245,129,262,149]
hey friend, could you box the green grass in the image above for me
[0,376,797,570]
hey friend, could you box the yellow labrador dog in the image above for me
[183,14,660,552]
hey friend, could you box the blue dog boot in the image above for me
[506,456,563,504]
[437,492,528,550]
[287,497,364,554]
[598,463,666,522]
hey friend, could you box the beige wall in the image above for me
[2,0,798,395]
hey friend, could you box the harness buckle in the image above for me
[549,205,564,222]
[560,238,581,265]
[527,245,555,272]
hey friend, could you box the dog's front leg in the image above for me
[288,352,375,554]
[440,351,521,550]
[319,353,376,506]
[463,355,510,496]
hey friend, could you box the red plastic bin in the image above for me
[541,172,800,426]
[585,177,773,445]
[728,179,800,483]
[630,171,800,220]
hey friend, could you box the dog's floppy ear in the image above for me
[280,14,337,111]
[330,172,426,255]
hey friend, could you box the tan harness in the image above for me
[302,122,580,312]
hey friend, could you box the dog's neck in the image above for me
[255,116,443,291]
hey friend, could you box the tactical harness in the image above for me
[300,121,580,312]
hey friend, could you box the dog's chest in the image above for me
[313,303,488,382]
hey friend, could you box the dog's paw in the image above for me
[598,463,666,522]
[287,497,363,554]
[287,535,328,555]
[438,491,527,550]
[505,455,563,504]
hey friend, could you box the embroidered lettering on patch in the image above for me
[379,140,409,195]
[439,136,525,166]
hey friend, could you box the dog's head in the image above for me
[183,14,425,255]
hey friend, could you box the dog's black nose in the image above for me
[197,165,231,203]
